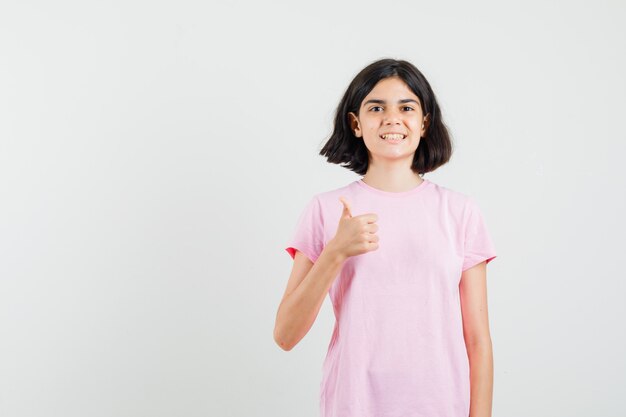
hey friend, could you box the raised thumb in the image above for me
[339,196,353,218]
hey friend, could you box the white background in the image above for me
[1,1,625,416]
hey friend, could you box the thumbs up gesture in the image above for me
[329,196,379,259]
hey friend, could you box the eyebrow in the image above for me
[362,99,421,107]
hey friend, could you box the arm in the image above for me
[273,241,346,351]
[459,260,493,417]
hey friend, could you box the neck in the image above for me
[362,163,423,193]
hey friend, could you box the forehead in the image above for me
[363,77,418,101]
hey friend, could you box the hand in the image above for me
[329,196,379,259]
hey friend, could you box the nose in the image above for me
[383,115,401,125]
[383,108,402,125]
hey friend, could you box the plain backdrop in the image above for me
[1,1,625,416]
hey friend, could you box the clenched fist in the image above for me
[329,196,379,259]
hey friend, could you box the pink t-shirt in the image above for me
[285,178,497,417]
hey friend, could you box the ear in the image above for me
[348,112,362,137]
[421,112,431,137]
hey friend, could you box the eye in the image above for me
[402,106,414,111]
[369,106,383,112]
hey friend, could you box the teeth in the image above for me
[381,134,406,140]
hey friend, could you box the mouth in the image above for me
[379,133,407,144]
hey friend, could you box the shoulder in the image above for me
[311,180,356,206]
[426,180,474,211]
[296,181,356,224]
[424,181,491,231]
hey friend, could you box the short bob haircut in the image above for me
[320,58,453,176]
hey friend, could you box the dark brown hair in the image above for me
[319,58,453,176]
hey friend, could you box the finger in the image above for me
[363,212,378,223]
[339,196,353,218]
[368,234,379,243]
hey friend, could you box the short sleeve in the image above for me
[285,195,325,263]
[462,197,497,272]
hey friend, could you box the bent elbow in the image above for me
[273,327,295,351]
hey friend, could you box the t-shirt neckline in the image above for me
[355,178,430,197]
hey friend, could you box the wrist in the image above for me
[325,239,347,263]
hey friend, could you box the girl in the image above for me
[274,58,497,417]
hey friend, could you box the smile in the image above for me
[380,133,407,143]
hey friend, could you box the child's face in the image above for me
[348,76,429,163]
